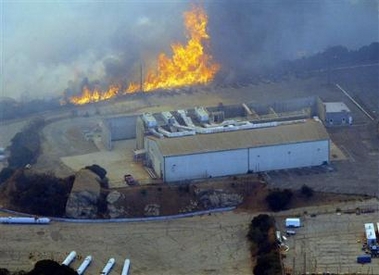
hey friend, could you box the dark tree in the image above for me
[301,184,314,198]
[265,189,293,211]
[7,118,45,169]
[0,168,15,184]
[27,260,77,275]
[9,171,74,216]
[250,214,275,232]
[247,214,281,274]
[253,251,282,275]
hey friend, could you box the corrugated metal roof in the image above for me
[148,119,329,157]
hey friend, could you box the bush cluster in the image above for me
[7,118,45,169]
[8,171,74,216]
[300,184,314,198]
[265,189,293,211]
[0,260,77,275]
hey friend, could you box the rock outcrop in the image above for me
[197,189,243,209]
[106,190,126,218]
[65,169,101,218]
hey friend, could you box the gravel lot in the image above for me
[0,210,252,275]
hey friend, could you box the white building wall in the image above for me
[145,139,164,178]
[248,140,329,172]
[164,149,248,182]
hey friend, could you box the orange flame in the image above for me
[68,84,120,105]
[66,5,219,105]
[126,5,220,93]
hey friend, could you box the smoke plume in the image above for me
[1,1,377,100]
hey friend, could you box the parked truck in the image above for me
[285,218,301,228]
[124,174,138,186]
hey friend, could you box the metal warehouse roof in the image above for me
[148,119,330,157]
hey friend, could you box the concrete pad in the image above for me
[330,141,348,161]
[61,140,151,187]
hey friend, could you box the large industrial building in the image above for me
[143,119,329,182]
[100,96,340,183]
[134,97,330,182]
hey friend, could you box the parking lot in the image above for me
[276,198,379,274]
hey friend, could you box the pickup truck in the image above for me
[124,174,138,186]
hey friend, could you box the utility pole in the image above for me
[303,252,306,274]
[140,62,144,92]
[327,57,331,85]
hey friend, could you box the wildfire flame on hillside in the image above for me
[66,5,220,105]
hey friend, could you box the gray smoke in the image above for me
[207,0,378,77]
[1,1,378,100]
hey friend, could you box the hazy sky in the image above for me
[1,0,378,100]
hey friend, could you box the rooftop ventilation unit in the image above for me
[195,107,209,123]
[142,113,157,128]
[177,110,195,127]
[161,111,177,125]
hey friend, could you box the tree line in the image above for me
[281,42,379,73]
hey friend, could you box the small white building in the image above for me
[365,223,376,246]
[323,102,352,126]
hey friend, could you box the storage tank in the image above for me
[76,255,92,275]
[62,251,76,266]
[0,217,50,224]
[121,259,131,275]
[100,258,115,275]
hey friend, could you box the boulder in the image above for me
[199,190,243,209]
[65,169,101,218]
[106,191,126,218]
